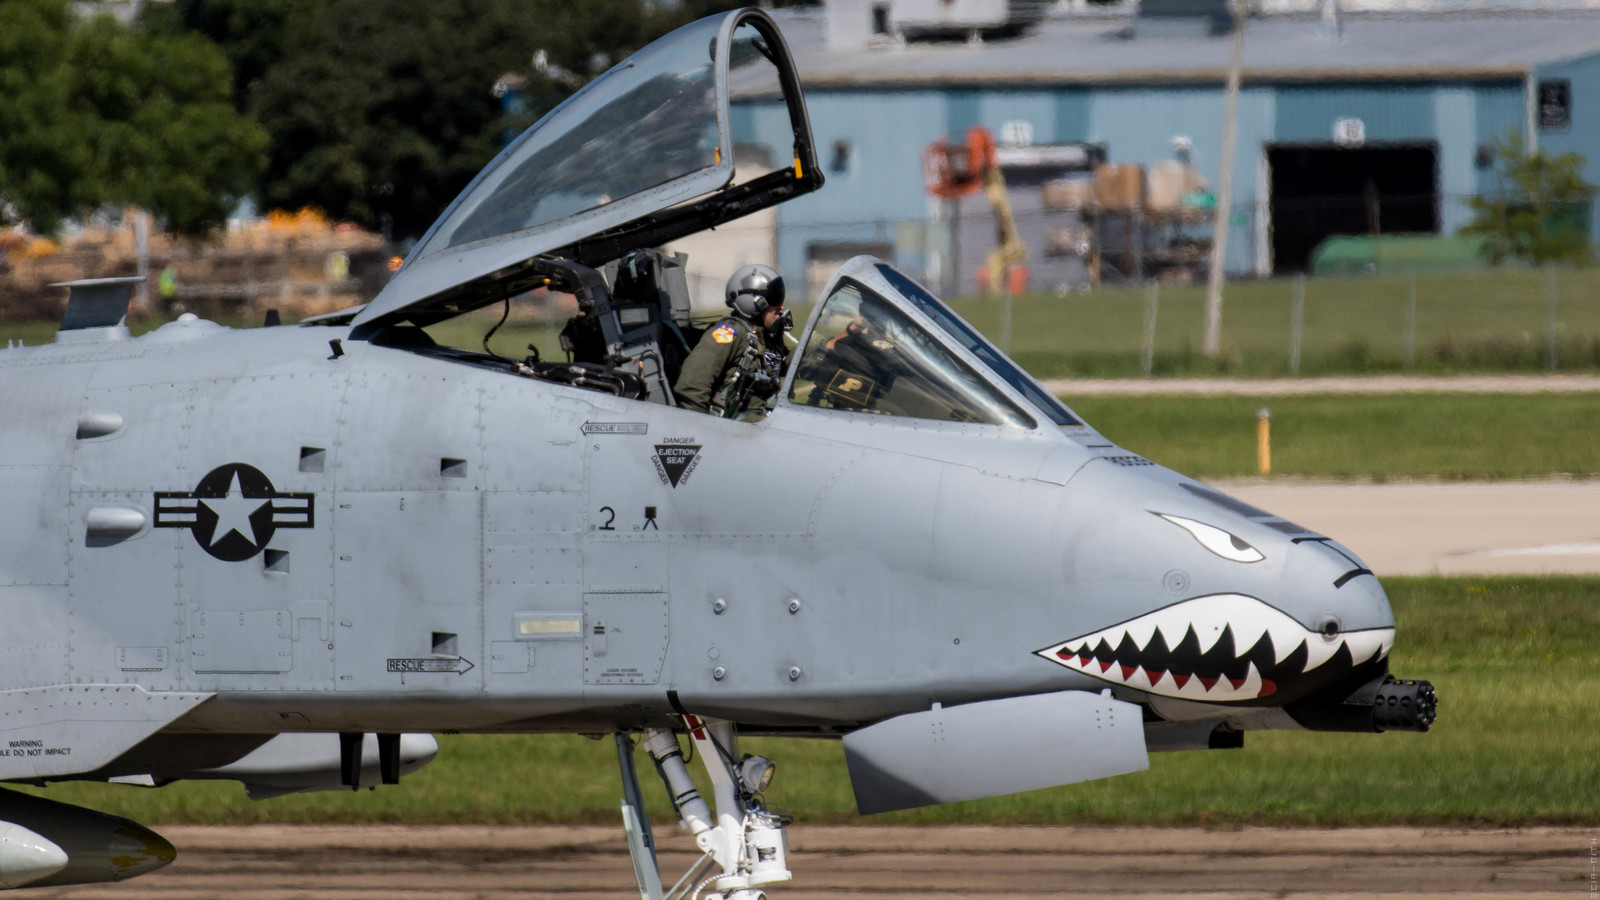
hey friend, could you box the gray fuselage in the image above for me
[0,315,1394,755]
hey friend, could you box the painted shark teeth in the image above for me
[1035,593,1394,704]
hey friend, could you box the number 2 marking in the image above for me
[598,506,616,531]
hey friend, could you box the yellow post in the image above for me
[1257,406,1271,476]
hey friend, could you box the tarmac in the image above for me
[33,823,1597,899]
[1047,373,1600,576]
[1217,477,1600,575]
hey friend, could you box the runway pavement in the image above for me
[30,823,1597,899]
[1216,478,1600,576]
[1042,375,1600,575]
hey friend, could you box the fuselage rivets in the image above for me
[788,666,802,681]
[712,666,727,681]
[713,598,727,615]
[788,598,801,614]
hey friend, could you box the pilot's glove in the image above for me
[749,372,778,399]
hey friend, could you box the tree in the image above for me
[0,0,96,235]
[1463,131,1598,266]
[161,0,323,112]
[0,0,267,237]
[246,0,741,241]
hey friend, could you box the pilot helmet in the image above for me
[726,264,785,320]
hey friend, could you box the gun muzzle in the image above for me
[1284,670,1439,733]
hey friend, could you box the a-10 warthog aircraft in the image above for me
[0,8,1437,897]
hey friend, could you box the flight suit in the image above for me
[675,315,783,417]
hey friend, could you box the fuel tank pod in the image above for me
[0,789,174,889]
[0,822,67,889]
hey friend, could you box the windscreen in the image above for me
[416,15,725,256]
[789,280,1035,428]
[874,264,1082,427]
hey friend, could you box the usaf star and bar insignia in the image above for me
[154,463,313,562]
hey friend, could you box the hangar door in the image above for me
[1267,143,1439,273]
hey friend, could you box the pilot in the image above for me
[794,294,898,411]
[675,264,792,419]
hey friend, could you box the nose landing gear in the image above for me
[618,715,792,900]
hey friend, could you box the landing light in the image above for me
[738,755,775,795]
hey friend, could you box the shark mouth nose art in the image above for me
[1036,594,1394,704]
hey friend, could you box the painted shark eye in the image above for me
[1157,513,1265,563]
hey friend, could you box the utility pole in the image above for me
[1204,0,1246,357]
[134,209,151,312]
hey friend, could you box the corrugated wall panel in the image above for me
[1473,82,1525,195]
[1434,87,1476,233]
[947,89,982,137]
[744,90,951,283]
[1274,84,1434,143]
[1055,91,1091,142]
[733,75,1591,286]
[976,90,1060,143]
[1534,52,1600,239]
[1088,86,1276,273]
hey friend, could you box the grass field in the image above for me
[1065,393,1600,480]
[6,265,1600,376]
[412,267,1600,377]
[959,267,1600,378]
[13,576,1599,827]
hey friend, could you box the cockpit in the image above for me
[335,8,1078,434]
[348,8,819,333]
[792,277,1033,428]
[413,17,726,256]
[785,259,1081,429]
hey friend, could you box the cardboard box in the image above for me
[1042,177,1096,210]
[1147,161,1206,212]
[1094,163,1145,210]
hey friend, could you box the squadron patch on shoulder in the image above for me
[710,323,737,344]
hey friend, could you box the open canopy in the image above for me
[352,8,821,331]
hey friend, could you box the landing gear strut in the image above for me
[616,714,791,900]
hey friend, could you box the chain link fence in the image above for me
[752,190,1600,377]
[7,190,1596,378]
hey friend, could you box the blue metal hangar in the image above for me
[729,0,1600,293]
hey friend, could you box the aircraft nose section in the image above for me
[1278,538,1393,639]
[1038,462,1405,706]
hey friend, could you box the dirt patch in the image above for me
[31,824,1593,899]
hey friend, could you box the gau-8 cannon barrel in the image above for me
[1286,671,1440,734]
